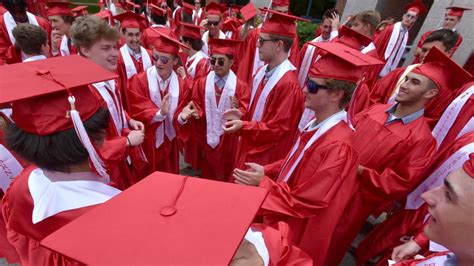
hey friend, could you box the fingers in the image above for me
[137,121,145,131]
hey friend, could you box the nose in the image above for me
[421,186,441,207]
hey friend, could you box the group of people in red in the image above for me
[0,0,473,265]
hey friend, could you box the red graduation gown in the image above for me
[128,71,187,175]
[177,75,250,180]
[412,30,462,64]
[234,71,304,172]
[2,167,93,265]
[327,104,437,265]
[355,131,474,265]
[185,54,209,81]
[369,67,457,129]
[257,121,359,265]
[0,13,51,65]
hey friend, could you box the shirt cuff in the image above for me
[151,110,166,123]
[244,228,269,266]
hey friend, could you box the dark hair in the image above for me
[61,14,76,24]
[12,24,47,55]
[269,34,293,53]
[182,36,203,51]
[6,108,110,172]
[151,13,167,25]
[353,10,381,35]
[3,0,27,11]
[182,10,193,23]
[322,8,339,21]
[325,79,357,108]
[424,29,459,52]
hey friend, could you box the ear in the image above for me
[173,56,179,66]
[445,48,454,58]
[424,88,439,100]
[228,58,234,67]
[80,46,90,58]
[331,89,345,104]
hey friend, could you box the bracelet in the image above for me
[126,136,132,147]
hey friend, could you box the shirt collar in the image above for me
[214,73,229,83]
[385,103,424,125]
[265,61,284,79]
[23,54,47,62]
[126,45,142,59]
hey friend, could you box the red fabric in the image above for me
[327,104,436,265]
[251,222,313,265]
[127,70,188,175]
[177,75,250,180]
[412,30,463,64]
[0,13,51,65]
[2,166,92,265]
[372,23,395,62]
[53,37,78,57]
[233,71,304,172]
[356,131,474,265]
[141,26,173,50]
[185,54,210,80]
[258,122,359,265]
[289,34,300,68]
[236,28,259,84]
[369,67,458,129]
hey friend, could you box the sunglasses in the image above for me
[306,79,328,94]
[258,37,278,46]
[210,57,225,67]
[404,13,417,19]
[153,54,171,64]
[208,20,220,26]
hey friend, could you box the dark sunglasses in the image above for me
[153,54,171,64]
[258,37,278,46]
[306,79,328,94]
[208,20,220,26]
[210,57,225,66]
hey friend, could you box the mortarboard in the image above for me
[125,0,140,10]
[272,0,290,7]
[93,9,114,24]
[112,11,148,30]
[179,22,203,39]
[405,0,428,16]
[70,5,88,17]
[260,8,309,38]
[149,3,167,16]
[446,6,471,17]
[209,38,241,56]
[206,2,226,16]
[413,46,471,92]
[40,172,268,264]
[151,30,190,54]
[463,153,474,178]
[240,2,257,21]
[336,25,373,50]
[46,0,72,16]
[222,17,242,32]
[182,1,194,15]
[0,55,117,178]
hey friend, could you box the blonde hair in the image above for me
[71,16,119,52]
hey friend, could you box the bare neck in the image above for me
[314,106,342,125]
[267,52,287,71]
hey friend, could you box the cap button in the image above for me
[160,206,177,216]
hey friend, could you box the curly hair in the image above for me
[70,15,119,52]
[12,24,47,55]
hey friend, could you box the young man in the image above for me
[181,22,209,80]
[141,4,171,50]
[224,10,304,176]
[114,11,152,111]
[127,33,188,175]
[372,0,427,77]
[191,0,203,25]
[327,46,462,266]
[177,38,249,181]
[47,1,77,56]
[413,6,470,63]
[12,23,48,62]
[232,42,382,265]
[71,16,146,189]
[201,2,226,55]
[0,0,51,64]
[369,31,463,128]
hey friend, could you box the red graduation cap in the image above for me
[336,25,373,50]
[46,0,72,16]
[309,42,384,83]
[209,38,241,56]
[405,0,428,15]
[260,8,309,38]
[413,46,471,92]
[240,2,257,21]
[70,5,88,17]
[125,0,140,10]
[93,9,114,24]
[222,17,242,32]
[272,0,290,7]
[151,29,190,54]
[182,1,194,15]
[40,172,268,265]
[206,2,226,16]
[0,55,117,178]
[149,3,167,16]
[446,6,471,17]
[463,153,474,178]
[113,11,147,30]
[179,22,203,39]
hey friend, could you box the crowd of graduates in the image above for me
[0,0,473,265]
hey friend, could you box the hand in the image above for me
[159,94,170,116]
[128,119,145,131]
[51,29,63,53]
[230,239,264,266]
[179,101,198,121]
[127,130,145,146]
[329,12,340,31]
[223,119,243,133]
[176,66,186,79]
[391,239,421,262]
[357,165,364,175]
[223,108,242,121]
[230,96,239,109]
[233,163,264,186]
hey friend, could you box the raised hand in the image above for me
[233,163,265,186]
[159,94,170,116]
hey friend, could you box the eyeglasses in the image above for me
[153,54,171,64]
[210,57,225,67]
[208,20,220,26]
[306,79,328,94]
[404,13,417,19]
[258,37,278,46]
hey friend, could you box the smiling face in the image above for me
[123,28,141,51]
[395,72,438,105]
[320,18,332,40]
[442,15,460,30]
[422,169,474,255]
[207,14,222,37]
[210,53,232,77]
[153,49,177,79]
[80,38,118,72]
[48,15,72,35]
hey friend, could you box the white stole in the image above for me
[380,22,408,77]
[186,51,207,79]
[59,35,70,56]
[202,30,225,55]
[297,38,318,87]
[4,11,39,44]
[456,117,474,140]
[29,168,120,224]
[277,110,347,182]
[250,59,296,121]
[0,145,23,192]
[361,42,376,54]
[204,71,237,148]
[387,63,421,104]
[146,67,179,148]
[93,81,128,135]
[405,142,474,210]
[432,85,474,148]
[119,44,153,79]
